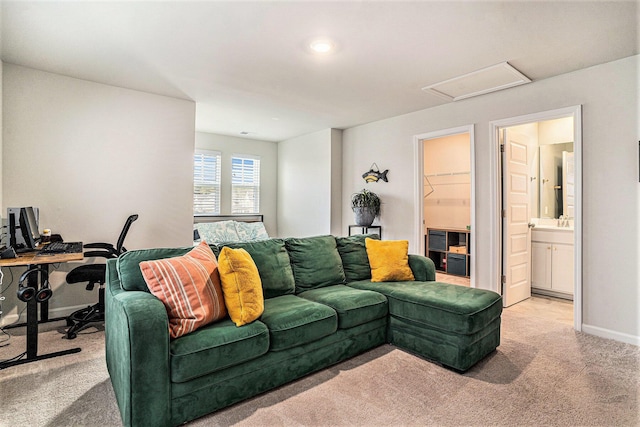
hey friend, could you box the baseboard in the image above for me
[531,288,573,301]
[0,304,88,327]
[582,324,640,346]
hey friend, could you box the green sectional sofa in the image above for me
[106,234,502,427]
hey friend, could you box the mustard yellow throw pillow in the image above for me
[365,238,415,282]
[217,247,264,326]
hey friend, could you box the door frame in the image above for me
[489,105,582,330]
[414,124,476,288]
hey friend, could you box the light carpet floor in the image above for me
[0,298,638,426]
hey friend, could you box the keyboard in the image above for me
[37,241,84,256]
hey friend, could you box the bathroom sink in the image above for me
[532,224,573,231]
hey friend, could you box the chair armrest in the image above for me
[84,242,115,250]
[84,242,117,259]
[105,260,171,427]
[83,250,117,259]
[408,254,436,281]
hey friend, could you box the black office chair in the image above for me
[64,214,139,339]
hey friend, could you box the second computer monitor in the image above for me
[8,207,41,250]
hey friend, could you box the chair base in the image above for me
[64,287,105,339]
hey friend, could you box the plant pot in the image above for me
[354,207,376,227]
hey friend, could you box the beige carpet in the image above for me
[0,298,638,427]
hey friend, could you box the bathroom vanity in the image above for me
[531,226,574,300]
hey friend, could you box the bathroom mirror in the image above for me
[538,142,574,219]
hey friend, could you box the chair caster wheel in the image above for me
[66,332,77,340]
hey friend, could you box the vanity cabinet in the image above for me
[531,229,574,298]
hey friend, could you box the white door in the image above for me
[502,130,532,306]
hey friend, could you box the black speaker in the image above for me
[17,267,52,303]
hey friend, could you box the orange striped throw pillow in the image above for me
[140,241,227,339]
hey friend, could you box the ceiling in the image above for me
[1,1,638,142]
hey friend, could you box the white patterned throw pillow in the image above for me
[194,221,241,245]
[234,221,269,242]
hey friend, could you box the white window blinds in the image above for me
[194,150,221,214]
[231,155,260,214]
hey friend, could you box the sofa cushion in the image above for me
[365,238,415,282]
[389,315,501,372]
[260,295,337,351]
[348,280,502,335]
[220,239,295,299]
[140,241,228,339]
[217,247,264,327]
[170,319,269,383]
[285,235,346,292]
[298,285,388,329]
[336,234,380,282]
[118,247,193,292]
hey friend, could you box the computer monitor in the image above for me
[8,207,41,251]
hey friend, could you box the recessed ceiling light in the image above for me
[309,39,334,54]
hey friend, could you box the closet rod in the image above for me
[428,182,470,186]
[424,171,471,177]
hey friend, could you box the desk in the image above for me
[0,249,83,369]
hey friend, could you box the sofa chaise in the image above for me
[105,234,502,426]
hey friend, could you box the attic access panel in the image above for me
[422,62,531,102]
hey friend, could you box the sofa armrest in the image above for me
[105,260,171,427]
[408,254,436,281]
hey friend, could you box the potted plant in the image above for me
[351,189,381,227]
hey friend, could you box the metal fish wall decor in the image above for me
[362,163,389,183]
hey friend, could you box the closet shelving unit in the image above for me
[423,169,471,276]
[425,228,471,277]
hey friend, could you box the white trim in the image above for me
[582,324,640,346]
[231,153,261,161]
[413,125,476,288]
[195,148,221,156]
[489,105,583,331]
[413,138,424,254]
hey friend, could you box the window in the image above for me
[193,150,221,214]
[231,155,260,214]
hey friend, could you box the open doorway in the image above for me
[414,125,475,288]
[491,106,582,330]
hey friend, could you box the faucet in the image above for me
[558,215,571,227]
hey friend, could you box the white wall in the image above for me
[277,128,342,237]
[539,117,573,144]
[2,64,195,324]
[342,55,639,343]
[195,132,278,236]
